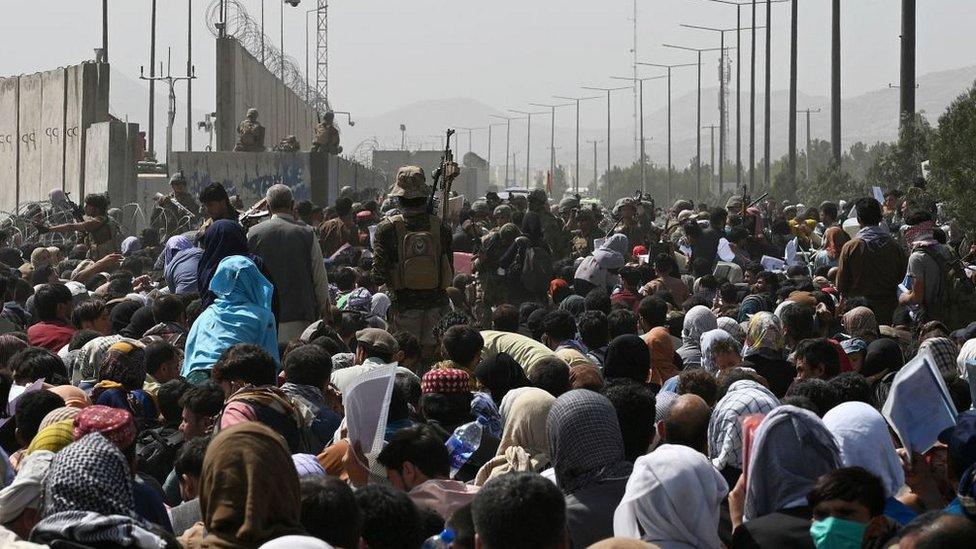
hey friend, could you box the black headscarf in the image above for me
[474,352,531,405]
[861,338,904,378]
[521,212,544,246]
[109,300,143,335]
[197,220,250,306]
[604,334,651,384]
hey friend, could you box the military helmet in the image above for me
[558,196,580,214]
[246,108,259,118]
[613,197,637,216]
[472,200,491,215]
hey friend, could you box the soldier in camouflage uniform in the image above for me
[611,197,645,250]
[473,222,521,326]
[311,111,342,154]
[273,135,302,152]
[234,108,266,152]
[528,189,570,261]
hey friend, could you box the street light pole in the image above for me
[764,0,772,188]
[530,102,574,185]
[611,75,667,196]
[636,63,695,204]
[661,45,727,202]
[554,95,601,193]
[509,110,546,188]
[148,0,157,157]
[796,108,821,182]
[587,140,603,191]
[186,0,192,151]
[491,115,524,188]
[831,0,841,165]
[487,122,506,187]
[582,86,629,199]
[787,0,799,197]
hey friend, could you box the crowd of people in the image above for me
[0,167,974,548]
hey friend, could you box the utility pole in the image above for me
[631,0,640,161]
[148,0,157,158]
[530,102,573,187]
[831,0,841,165]
[796,108,821,182]
[609,76,665,195]
[662,44,735,203]
[900,0,916,138]
[509,110,545,188]
[635,63,694,205]
[587,140,603,192]
[141,49,196,163]
[186,0,193,151]
[102,0,108,61]
[788,0,798,196]
[581,86,629,199]
[491,115,524,188]
[703,124,719,192]
[457,127,486,160]
[764,0,772,189]
[553,95,600,194]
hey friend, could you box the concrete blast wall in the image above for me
[216,37,318,152]
[0,62,109,211]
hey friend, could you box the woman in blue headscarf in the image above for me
[182,255,279,383]
[197,220,251,306]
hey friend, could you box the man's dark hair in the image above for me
[178,381,225,418]
[145,340,180,377]
[820,201,838,222]
[807,466,886,518]
[795,338,841,380]
[376,424,450,479]
[715,367,769,401]
[15,389,65,444]
[433,310,475,342]
[334,197,353,217]
[447,502,475,549]
[607,309,639,339]
[528,356,571,398]
[709,207,728,229]
[638,296,668,328]
[389,372,421,423]
[83,193,109,213]
[419,392,473,430]
[34,283,72,322]
[492,304,520,333]
[198,182,229,204]
[68,329,101,351]
[678,369,719,407]
[152,294,184,324]
[354,484,419,549]
[854,197,883,226]
[9,347,66,385]
[602,380,655,462]
[653,253,679,277]
[442,325,484,367]
[577,310,609,351]
[120,256,145,277]
[332,267,358,292]
[781,394,820,415]
[472,472,567,549]
[944,375,973,416]
[781,304,816,343]
[174,435,209,478]
[584,288,611,315]
[301,476,362,549]
[787,378,838,417]
[828,372,872,405]
[542,310,577,342]
[393,331,421,361]
[157,378,191,426]
[71,298,106,329]
[904,208,934,227]
[898,511,976,548]
[283,345,333,388]
[211,344,277,386]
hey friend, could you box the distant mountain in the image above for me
[343,65,976,180]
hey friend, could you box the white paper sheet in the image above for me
[882,349,958,457]
[343,364,397,458]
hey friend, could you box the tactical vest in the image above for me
[389,214,451,291]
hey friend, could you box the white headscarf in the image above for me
[613,444,728,549]
[708,380,779,471]
[370,292,391,319]
[0,450,54,523]
[717,316,746,344]
[822,401,905,498]
[682,306,718,347]
[957,338,976,380]
[700,328,740,374]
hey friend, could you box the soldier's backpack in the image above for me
[135,426,184,485]
[917,246,976,329]
[390,214,451,291]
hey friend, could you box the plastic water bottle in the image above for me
[445,417,485,478]
[421,528,455,549]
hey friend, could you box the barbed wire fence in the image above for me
[206,0,330,114]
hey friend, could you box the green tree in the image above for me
[929,81,976,237]
[870,112,935,189]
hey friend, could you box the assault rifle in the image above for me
[429,128,461,219]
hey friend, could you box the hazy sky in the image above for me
[1,0,973,135]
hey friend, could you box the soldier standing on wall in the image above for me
[371,166,453,359]
[311,111,342,154]
[234,108,266,152]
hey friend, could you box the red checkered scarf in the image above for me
[421,368,470,394]
[73,405,137,450]
[905,220,938,249]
